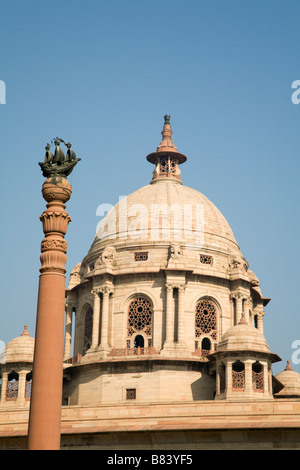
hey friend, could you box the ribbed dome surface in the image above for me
[5,326,34,363]
[92,179,241,255]
[275,361,300,397]
[218,321,270,354]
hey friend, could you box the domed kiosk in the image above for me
[275,361,300,398]
[0,326,34,406]
[208,312,281,400]
[62,116,279,406]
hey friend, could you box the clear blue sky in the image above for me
[0,0,299,374]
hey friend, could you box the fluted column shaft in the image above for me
[0,373,8,402]
[177,285,186,344]
[99,285,113,350]
[164,284,174,345]
[91,290,101,348]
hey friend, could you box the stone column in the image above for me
[244,360,253,392]
[263,363,269,396]
[28,176,72,450]
[235,293,243,324]
[63,305,73,360]
[17,370,27,405]
[216,366,220,395]
[225,360,233,396]
[177,285,186,345]
[0,372,8,402]
[243,297,250,324]
[91,289,101,349]
[164,283,174,346]
[99,284,113,353]
[257,313,264,334]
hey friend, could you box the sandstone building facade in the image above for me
[0,117,300,449]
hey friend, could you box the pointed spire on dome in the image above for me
[238,311,248,325]
[146,115,187,184]
[21,324,30,336]
[156,115,178,153]
[285,360,293,371]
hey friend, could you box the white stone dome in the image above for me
[5,325,34,363]
[91,179,241,255]
[217,316,270,354]
[275,361,300,397]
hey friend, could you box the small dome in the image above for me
[5,325,34,363]
[275,361,300,397]
[217,314,270,354]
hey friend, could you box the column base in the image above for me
[161,341,189,357]
[81,345,111,361]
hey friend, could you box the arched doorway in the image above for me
[134,335,144,348]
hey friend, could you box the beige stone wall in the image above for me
[1,399,300,450]
[69,268,254,359]
[63,360,215,406]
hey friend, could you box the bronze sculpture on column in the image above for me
[27,139,80,450]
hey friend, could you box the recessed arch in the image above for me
[195,297,219,343]
[126,294,153,348]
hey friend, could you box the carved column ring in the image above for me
[41,238,67,253]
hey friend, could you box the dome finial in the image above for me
[285,360,293,371]
[238,311,248,325]
[21,324,30,336]
[146,116,187,184]
[164,114,171,125]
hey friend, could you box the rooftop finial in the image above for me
[146,116,187,184]
[164,114,171,125]
[238,311,248,325]
[21,324,30,336]
[38,138,81,179]
[285,360,293,371]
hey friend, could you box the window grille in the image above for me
[126,388,136,400]
[128,297,152,335]
[200,254,213,265]
[252,363,264,392]
[134,252,148,261]
[195,299,217,339]
[6,372,19,400]
[232,362,245,390]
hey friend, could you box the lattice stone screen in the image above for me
[126,388,136,400]
[134,252,148,261]
[195,299,217,340]
[6,379,18,400]
[128,297,152,338]
[252,370,264,392]
[200,254,213,265]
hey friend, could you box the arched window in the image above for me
[201,337,211,355]
[195,298,217,344]
[83,307,93,353]
[134,335,144,348]
[232,361,245,391]
[252,361,264,392]
[127,297,153,348]
[6,371,19,400]
[25,372,32,400]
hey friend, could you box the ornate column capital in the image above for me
[91,287,101,297]
[166,283,174,292]
[99,283,114,296]
[177,284,186,294]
